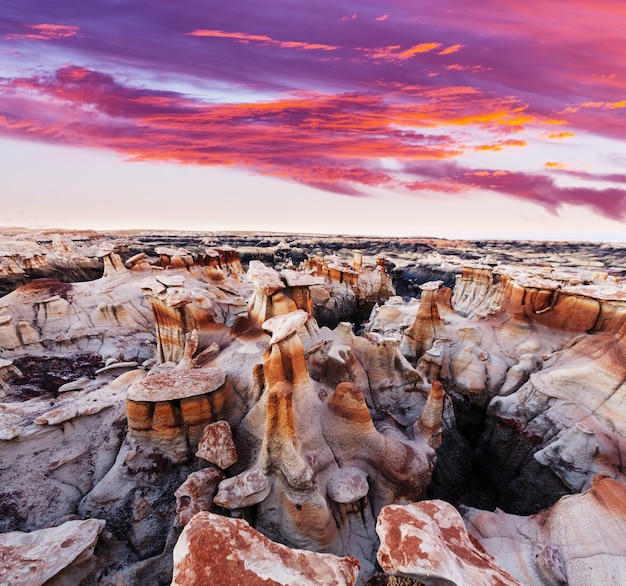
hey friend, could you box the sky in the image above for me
[1,1,626,241]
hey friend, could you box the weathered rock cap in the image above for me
[419,280,443,291]
[262,309,309,344]
[128,367,225,401]
[248,260,285,295]
[562,284,626,301]
[327,467,369,504]
[280,269,325,287]
[155,246,190,257]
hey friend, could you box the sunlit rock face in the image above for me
[2,231,626,586]
[370,262,625,513]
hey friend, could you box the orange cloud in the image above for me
[4,23,78,41]
[376,14,389,21]
[474,139,526,152]
[545,131,575,140]
[364,42,442,61]
[187,29,338,51]
[438,44,464,55]
[544,161,566,169]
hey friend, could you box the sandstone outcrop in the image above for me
[172,512,360,586]
[376,501,522,585]
[0,518,105,586]
[464,475,626,585]
[302,252,395,326]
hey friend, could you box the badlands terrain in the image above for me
[0,228,625,585]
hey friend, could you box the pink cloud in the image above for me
[4,23,78,41]
[187,29,339,51]
[405,161,626,219]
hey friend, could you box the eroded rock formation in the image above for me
[1,231,625,586]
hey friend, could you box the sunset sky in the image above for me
[1,1,625,240]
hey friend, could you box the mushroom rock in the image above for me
[0,519,106,586]
[261,310,313,389]
[376,501,522,586]
[213,245,244,274]
[195,420,238,469]
[154,246,194,269]
[126,366,232,459]
[171,512,360,586]
[464,475,626,586]
[139,273,239,365]
[400,281,445,363]
[175,467,225,526]
[247,260,297,326]
[326,466,369,504]
[248,366,340,553]
[125,251,152,271]
[259,381,313,491]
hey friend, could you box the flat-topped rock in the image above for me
[280,269,325,287]
[128,367,225,401]
[418,280,443,291]
[154,246,190,256]
[562,284,626,301]
[262,309,309,344]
